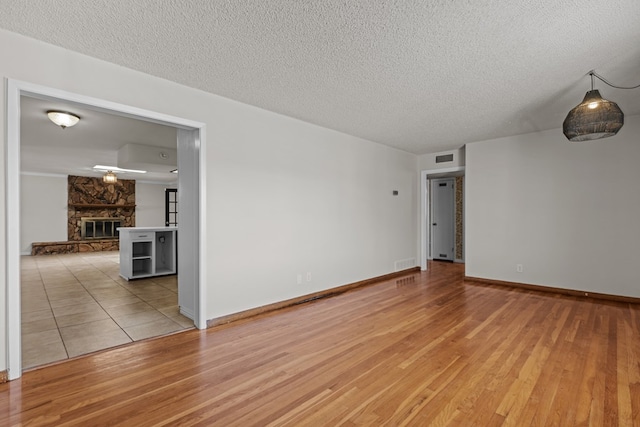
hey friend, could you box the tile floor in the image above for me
[21,252,194,369]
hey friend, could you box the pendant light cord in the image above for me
[590,71,640,90]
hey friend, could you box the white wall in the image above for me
[209,109,417,316]
[0,29,418,372]
[466,115,640,298]
[136,182,172,227]
[19,174,68,254]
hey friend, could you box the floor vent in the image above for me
[394,258,416,271]
[396,276,416,287]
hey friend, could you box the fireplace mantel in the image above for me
[69,203,136,208]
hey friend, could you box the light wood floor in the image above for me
[2,261,639,426]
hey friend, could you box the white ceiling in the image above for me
[20,96,178,183]
[2,0,640,157]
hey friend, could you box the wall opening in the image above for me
[6,79,206,380]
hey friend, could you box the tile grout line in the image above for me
[67,255,138,344]
[69,253,189,340]
[33,254,71,364]
[23,252,192,368]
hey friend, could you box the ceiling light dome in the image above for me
[47,111,80,129]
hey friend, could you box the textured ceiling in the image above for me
[1,0,640,154]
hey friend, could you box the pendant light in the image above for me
[102,171,117,184]
[563,71,639,142]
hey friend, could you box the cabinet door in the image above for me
[119,232,131,279]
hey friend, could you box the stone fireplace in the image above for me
[31,175,136,255]
[67,175,136,240]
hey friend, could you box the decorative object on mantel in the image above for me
[103,170,117,183]
[47,110,80,129]
[563,70,640,142]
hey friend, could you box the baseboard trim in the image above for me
[207,267,420,328]
[0,370,8,383]
[465,276,640,304]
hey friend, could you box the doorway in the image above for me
[430,178,455,261]
[420,167,465,271]
[165,188,178,226]
[6,79,207,380]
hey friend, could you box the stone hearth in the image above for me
[31,239,120,256]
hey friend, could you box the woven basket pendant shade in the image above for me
[563,90,624,142]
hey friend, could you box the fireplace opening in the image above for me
[81,217,124,240]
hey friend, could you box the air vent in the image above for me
[394,258,416,271]
[435,154,454,163]
[396,276,416,287]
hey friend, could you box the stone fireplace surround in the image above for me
[31,175,135,256]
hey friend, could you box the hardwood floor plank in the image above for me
[617,310,634,425]
[604,311,619,426]
[1,262,639,426]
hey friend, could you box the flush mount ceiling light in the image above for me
[563,71,640,142]
[102,171,117,184]
[47,110,80,129]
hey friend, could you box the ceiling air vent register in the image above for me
[435,154,454,163]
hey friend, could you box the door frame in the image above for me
[420,166,465,271]
[6,78,208,380]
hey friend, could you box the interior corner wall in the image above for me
[136,182,170,227]
[20,174,67,254]
[0,28,419,371]
[465,115,640,298]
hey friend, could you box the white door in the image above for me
[430,178,455,261]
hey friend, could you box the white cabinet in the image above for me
[118,227,177,280]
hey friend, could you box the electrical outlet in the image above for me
[306,272,312,282]
[297,274,302,285]
[516,264,523,273]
